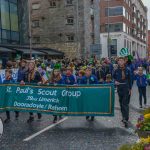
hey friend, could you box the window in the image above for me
[66,35,74,42]
[105,7,123,16]
[124,39,126,47]
[49,0,56,8]
[66,16,74,25]
[0,0,19,44]
[10,2,19,31]
[9,0,17,4]
[32,20,40,28]
[32,3,40,10]
[1,0,10,30]
[110,39,117,56]
[105,23,123,32]
[66,0,73,5]
[2,29,10,40]
[11,31,19,41]
[33,37,40,43]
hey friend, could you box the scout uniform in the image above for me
[113,59,132,128]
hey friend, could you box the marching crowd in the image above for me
[0,56,150,128]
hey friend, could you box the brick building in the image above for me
[30,0,100,58]
[100,0,148,58]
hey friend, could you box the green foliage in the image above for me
[143,108,150,115]
[119,144,132,150]
[119,143,145,150]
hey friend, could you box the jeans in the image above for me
[138,87,147,106]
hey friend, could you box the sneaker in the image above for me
[122,120,128,128]
[91,116,95,121]
[139,105,143,109]
[59,116,62,120]
[4,118,10,123]
[15,114,19,120]
[53,116,57,123]
[27,117,34,123]
[37,114,42,120]
[86,116,90,120]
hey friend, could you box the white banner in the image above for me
[0,69,18,82]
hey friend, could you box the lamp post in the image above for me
[28,0,32,60]
[107,0,110,58]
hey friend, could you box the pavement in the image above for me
[0,84,149,150]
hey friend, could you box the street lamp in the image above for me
[28,0,32,60]
[107,0,110,58]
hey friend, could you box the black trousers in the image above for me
[138,87,147,106]
[29,112,41,118]
[6,111,19,119]
[118,88,129,121]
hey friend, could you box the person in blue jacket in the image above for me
[82,67,98,121]
[49,69,65,123]
[3,69,19,123]
[77,70,86,85]
[17,59,28,82]
[134,67,147,108]
[64,67,75,85]
[104,74,113,84]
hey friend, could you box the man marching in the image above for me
[113,57,132,128]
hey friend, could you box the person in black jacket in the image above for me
[113,57,132,128]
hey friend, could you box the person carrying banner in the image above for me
[64,67,75,85]
[21,62,43,123]
[49,69,65,123]
[81,67,98,121]
[3,69,19,123]
[113,57,132,128]
[17,59,28,83]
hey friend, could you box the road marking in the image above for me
[23,117,68,142]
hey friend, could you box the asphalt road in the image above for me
[0,84,149,150]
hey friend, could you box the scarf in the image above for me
[120,67,126,80]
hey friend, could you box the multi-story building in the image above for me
[0,0,29,61]
[100,0,148,58]
[0,0,28,45]
[148,30,150,57]
[30,0,100,58]
[0,0,64,63]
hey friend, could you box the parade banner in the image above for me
[0,84,115,116]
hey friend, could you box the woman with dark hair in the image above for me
[49,69,64,123]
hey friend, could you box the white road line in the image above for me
[23,117,68,142]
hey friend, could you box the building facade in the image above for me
[0,0,28,45]
[30,0,100,58]
[100,0,148,58]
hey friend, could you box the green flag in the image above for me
[119,48,129,57]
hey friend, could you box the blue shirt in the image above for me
[17,67,28,82]
[113,67,132,90]
[135,74,147,87]
[3,78,15,84]
[64,75,75,85]
[80,75,98,85]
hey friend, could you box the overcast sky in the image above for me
[142,0,150,29]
